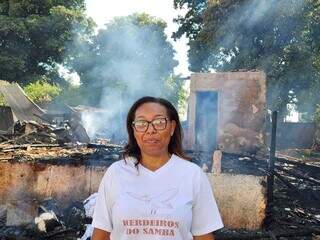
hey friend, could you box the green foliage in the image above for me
[0,0,95,85]
[174,0,320,118]
[173,0,207,40]
[57,85,88,106]
[23,79,62,103]
[72,13,178,106]
[0,94,6,106]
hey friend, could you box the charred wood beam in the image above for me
[273,170,298,191]
[274,170,320,204]
[277,157,320,170]
[0,132,54,146]
[0,132,33,145]
[0,143,62,151]
[275,165,320,185]
[267,111,277,217]
[0,134,9,141]
[87,143,123,149]
[275,218,320,231]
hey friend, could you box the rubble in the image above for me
[0,142,124,165]
[0,119,90,146]
[80,193,98,240]
[0,81,91,145]
[34,211,61,233]
[0,148,318,239]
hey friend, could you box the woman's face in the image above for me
[133,102,176,158]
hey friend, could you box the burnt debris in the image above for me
[0,119,90,146]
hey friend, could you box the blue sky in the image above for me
[85,0,190,77]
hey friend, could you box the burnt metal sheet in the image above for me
[0,82,46,122]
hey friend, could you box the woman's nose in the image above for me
[145,123,157,134]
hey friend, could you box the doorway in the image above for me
[195,91,218,153]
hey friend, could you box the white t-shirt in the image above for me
[92,154,223,240]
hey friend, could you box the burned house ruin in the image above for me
[0,75,319,239]
[186,71,266,155]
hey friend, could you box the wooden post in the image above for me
[267,111,277,219]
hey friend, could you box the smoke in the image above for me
[213,0,305,45]
[77,16,177,141]
[81,91,128,141]
[201,0,317,118]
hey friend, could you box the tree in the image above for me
[68,13,180,140]
[173,0,207,41]
[174,0,320,118]
[0,0,95,85]
[23,79,62,104]
[72,13,178,106]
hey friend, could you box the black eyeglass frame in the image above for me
[132,117,170,132]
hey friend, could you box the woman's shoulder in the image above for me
[172,154,203,174]
[108,156,136,170]
[100,157,137,184]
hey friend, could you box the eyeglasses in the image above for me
[132,117,169,132]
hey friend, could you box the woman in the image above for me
[92,96,223,240]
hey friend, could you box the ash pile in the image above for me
[0,195,97,240]
[0,118,124,166]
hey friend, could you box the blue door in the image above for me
[195,91,218,153]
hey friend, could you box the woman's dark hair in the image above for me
[123,96,190,165]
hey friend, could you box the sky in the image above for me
[85,0,190,77]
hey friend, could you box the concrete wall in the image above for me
[0,162,105,205]
[0,162,266,230]
[209,174,266,230]
[187,71,267,155]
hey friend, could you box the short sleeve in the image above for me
[191,170,224,236]
[92,168,113,232]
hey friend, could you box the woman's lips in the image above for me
[143,139,160,144]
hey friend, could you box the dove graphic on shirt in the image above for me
[126,188,179,215]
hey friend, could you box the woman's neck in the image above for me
[140,152,172,171]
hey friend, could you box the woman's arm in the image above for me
[193,233,215,240]
[92,228,110,240]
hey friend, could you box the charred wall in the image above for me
[0,162,105,208]
[0,161,266,230]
